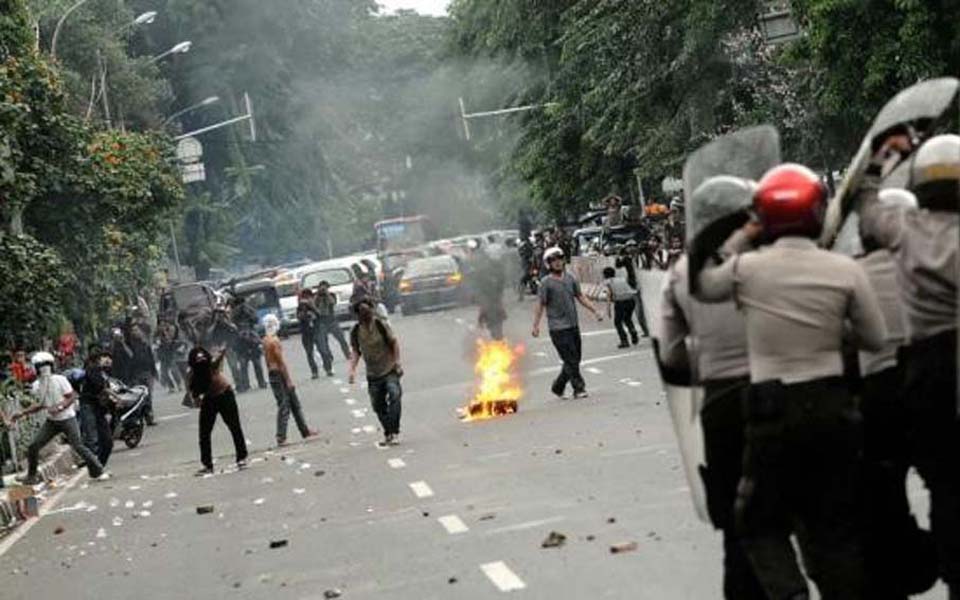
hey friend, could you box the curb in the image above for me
[0,445,78,530]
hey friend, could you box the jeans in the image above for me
[79,401,113,467]
[268,371,311,442]
[899,331,960,593]
[701,378,767,600]
[159,352,182,391]
[317,318,351,361]
[302,329,331,376]
[549,327,585,395]
[28,417,102,478]
[613,299,638,344]
[198,389,248,469]
[367,371,402,436]
[634,290,650,336]
[737,377,864,599]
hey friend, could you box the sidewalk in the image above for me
[0,444,78,531]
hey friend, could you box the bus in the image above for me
[374,215,436,253]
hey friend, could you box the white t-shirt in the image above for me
[31,374,76,421]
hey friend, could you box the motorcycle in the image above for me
[106,377,149,449]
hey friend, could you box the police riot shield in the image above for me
[822,77,959,246]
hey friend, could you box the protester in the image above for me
[297,289,327,378]
[603,266,639,348]
[348,298,403,447]
[614,241,650,337]
[9,348,35,384]
[127,326,158,426]
[472,250,507,340]
[315,280,351,368]
[531,247,603,399]
[7,352,104,484]
[157,320,184,394]
[855,132,960,599]
[187,346,248,475]
[696,164,887,599]
[229,296,267,392]
[78,347,115,468]
[262,314,317,446]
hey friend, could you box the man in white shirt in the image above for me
[7,352,104,484]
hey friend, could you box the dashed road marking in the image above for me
[438,514,469,534]
[585,366,603,374]
[339,387,350,394]
[157,412,191,422]
[361,425,376,434]
[582,329,616,337]
[485,516,565,535]
[344,398,357,406]
[351,409,366,419]
[481,561,526,592]
[387,458,406,469]
[409,481,434,498]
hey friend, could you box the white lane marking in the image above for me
[627,381,643,387]
[351,409,366,419]
[454,317,465,325]
[0,470,84,558]
[157,412,191,422]
[387,458,406,469]
[344,398,357,406]
[528,351,638,377]
[332,379,343,385]
[351,427,362,434]
[339,387,350,394]
[409,481,434,498]
[438,514,469,534]
[585,367,603,374]
[361,425,376,434]
[485,516,565,535]
[481,561,526,592]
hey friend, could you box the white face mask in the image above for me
[264,321,280,336]
[38,365,52,377]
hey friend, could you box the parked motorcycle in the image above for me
[106,377,149,449]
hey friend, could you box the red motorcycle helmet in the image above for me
[753,163,828,241]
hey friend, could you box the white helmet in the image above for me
[909,134,960,209]
[31,351,56,369]
[543,246,564,263]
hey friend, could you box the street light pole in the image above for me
[149,41,192,64]
[51,0,94,59]
[162,96,220,126]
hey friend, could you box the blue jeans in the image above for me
[367,371,402,436]
[79,401,113,467]
[268,371,310,442]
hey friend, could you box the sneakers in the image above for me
[194,466,214,477]
[303,429,319,439]
[325,370,334,377]
[387,433,400,446]
[236,459,248,470]
[630,334,639,345]
[310,372,320,380]
[94,472,112,481]
[276,438,289,448]
[617,341,630,349]
[573,390,589,399]
[551,384,566,400]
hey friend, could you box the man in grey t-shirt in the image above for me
[532,247,603,398]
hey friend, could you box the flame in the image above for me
[461,338,524,422]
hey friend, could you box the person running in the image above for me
[6,352,104,484]
[186,346,248,475]
[348,298,403,447]
[603,266,639,348]
[531,247,603,399]
[78,347,115,468]
[262,315,317,447]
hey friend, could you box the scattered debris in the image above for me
[269,539,288,549]
[299,463,311,470]
[585,535,596,542]
[109,498,120,508]
[421,511,430,518]
[323,589,342,599]
[478,513,496,521]
[53,525,65,535]
[253,498,265,505]
[196,505,215,515]
[259,573,274,584]
[142,500,153,508]
[232,582,241,589]
[314,470,326,477]
[293,488,306,495]
[128,485,141,491]
[124,500,135,509]
[448,577,458,584]
[541,531,567,549]
[554,449,563,455]
[609,541,638,554]
[138,510,151,518]
[112,517,123,527]
[164,492,178,499]
[606,517,617,524]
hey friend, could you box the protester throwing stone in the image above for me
[187,346,248,475]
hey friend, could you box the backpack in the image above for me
[350,318,390,357]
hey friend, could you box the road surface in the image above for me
[0,299,940,599]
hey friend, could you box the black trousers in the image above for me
[613,299,638,344]
[130,372,154,423]
[900,331,960,592]
[737,377,865,600]
[79,400,113,467]
[198,389,248,469]
[634,291,650,336]
[701,378,767,600]
[367,371,402,436]
[549,327,585,395]
[317,318,350,361]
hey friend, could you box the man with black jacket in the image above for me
[79,348,115,467]
[127,326,158,426]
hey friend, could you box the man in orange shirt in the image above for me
[262,315,317,446]
[9,349,35,384]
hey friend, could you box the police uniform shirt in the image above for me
[856,249,906,376]
[858,176,958,343]
[697,232,887,384]
[660,256,749,382]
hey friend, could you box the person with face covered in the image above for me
[348,298,402,447]
[7,352,104,484]
[187,346,248,475]
[262,314,317,446]
[531,247,603,399]
[79,347,116,468]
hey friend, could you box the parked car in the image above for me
[229,278,283,335]
[397,255,467,316]
[157,282,221,343]
[300,261,356,322]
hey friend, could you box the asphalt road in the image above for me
[0,298,942,599]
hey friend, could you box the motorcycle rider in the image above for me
[659,175,767,599]
[854,132,960,599]
[695,164,887,599]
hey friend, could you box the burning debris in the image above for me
[460,339,524,422]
